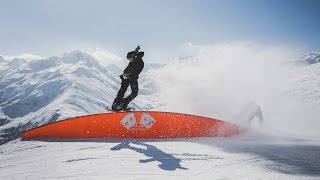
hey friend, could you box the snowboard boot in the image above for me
[112,97,124,111]
[119,99,130,110]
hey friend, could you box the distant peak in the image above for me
[0,55,5,62]
[61,50,102,67]
[62,50,93,60]
[303,51,320,64]
[62,50,93,59]
[2,54,43,61]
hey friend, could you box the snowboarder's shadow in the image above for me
[111,141,188,171]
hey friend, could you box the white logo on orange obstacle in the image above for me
[120,113,156,130]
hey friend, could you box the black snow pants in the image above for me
[112,78,139,110]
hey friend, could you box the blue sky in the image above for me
[0,0,319,61]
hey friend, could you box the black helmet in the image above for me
[127,46,144,59]
[126,51,136,59]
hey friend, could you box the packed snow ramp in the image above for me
[21,111,243,139]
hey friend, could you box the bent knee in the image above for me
[132,89,139,97]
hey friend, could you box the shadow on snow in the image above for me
[111,141,188,171]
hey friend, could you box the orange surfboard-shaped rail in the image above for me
[21,111,244,140]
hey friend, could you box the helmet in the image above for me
[126,51,136,59]
[127,46,144,59]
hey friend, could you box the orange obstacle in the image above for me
[21,111,244,140]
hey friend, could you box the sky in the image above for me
[0,0,319,62]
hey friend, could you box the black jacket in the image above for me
[123,52,144,79]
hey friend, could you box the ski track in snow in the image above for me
[0,131,320,180]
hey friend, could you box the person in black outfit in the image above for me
[112,46,144,111]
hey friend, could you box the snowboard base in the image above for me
[106,106,135,112]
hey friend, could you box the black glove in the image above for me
[134,46,140,53]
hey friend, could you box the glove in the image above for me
[134,46,140,53]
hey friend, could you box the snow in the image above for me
[148,44,320,137]
[0,131,319,179]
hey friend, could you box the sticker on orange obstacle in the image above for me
[120,113,137,129]
[120,113,156,130]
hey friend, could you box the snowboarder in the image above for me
[111,46,144,111]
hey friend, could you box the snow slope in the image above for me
[0,131,319,180]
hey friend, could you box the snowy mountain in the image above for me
[0,50,161,145]
[303,51,320,64]
[0,56,6,63]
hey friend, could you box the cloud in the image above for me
[84,48,122,66]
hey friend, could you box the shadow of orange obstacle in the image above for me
[22,111,244,140]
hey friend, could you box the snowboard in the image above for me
[106,106,135,112]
